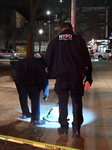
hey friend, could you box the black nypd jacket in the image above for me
[12,55,48,90]
[44,29,92,84]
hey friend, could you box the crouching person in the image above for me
[12,54,48,127]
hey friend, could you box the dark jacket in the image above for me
[12,55,48,90]
[44,29,92,84]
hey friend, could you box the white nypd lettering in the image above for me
[59,34,72,40]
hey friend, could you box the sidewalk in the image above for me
[0,61,112,150]
[0,61,12,82]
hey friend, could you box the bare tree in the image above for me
[26,0,49,56]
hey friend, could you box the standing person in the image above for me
[12,54,48,127]
[44,22,93,136]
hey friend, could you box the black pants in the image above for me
[54,72,84,130]
[15,81,40,122]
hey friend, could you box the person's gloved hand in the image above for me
[84,77,93,90]
[84,65,93,87]
[84,78,93,86]
[43,95,48,101]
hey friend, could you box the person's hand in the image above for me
[43,95,48,101]
[34,53,41,58]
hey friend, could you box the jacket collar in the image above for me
[60,29,73,34]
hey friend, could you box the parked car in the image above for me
[92,49,112,61]
[89,51,95,58]
[0,49,20,59]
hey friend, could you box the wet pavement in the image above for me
[0,61,112,150]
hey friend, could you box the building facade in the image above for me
[0,5,111,55]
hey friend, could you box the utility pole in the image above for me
[71,0,76,31]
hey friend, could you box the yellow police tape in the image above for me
[0,134,80,150]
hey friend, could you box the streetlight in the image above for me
[46,10,51,42]
[39,29,43,53]
[71,0,76,31]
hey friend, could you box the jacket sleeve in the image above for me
[44,38,58,65]
[84,65,93,86]
[80,37,93,85]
